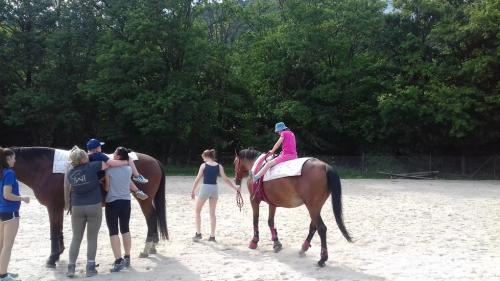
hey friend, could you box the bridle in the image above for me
[233,154,248,184]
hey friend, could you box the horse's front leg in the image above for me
[249,199,260,249]
[268,205,282,253]
[46,206,65,268]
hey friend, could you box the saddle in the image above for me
[251,154,312,205]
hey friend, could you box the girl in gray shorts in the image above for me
[190,149,240,242]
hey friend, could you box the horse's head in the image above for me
[233,148,261,185]
[233,152,248,186]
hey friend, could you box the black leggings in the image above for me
[105,200,131,236]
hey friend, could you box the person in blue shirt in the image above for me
[190,149,240,242]
[0,148,30,281]
[86,139,148,200]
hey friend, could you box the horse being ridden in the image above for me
[234,149,352,267]
[10,147,168,267]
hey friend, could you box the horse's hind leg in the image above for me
[140,210,159,258]
[249,200,260,249]
[299,221,316,257]
[268,205,282,253]
[47,207,65,268]
[312,215,328,267]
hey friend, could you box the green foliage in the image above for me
[0,0,498,160]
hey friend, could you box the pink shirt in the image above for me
[280,130,297,156]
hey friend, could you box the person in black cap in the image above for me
[86,139,148,200]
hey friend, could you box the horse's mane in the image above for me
[11,147,54,161]
[238,148,261,161]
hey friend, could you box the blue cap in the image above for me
[86,138,105,150]
[274,122,288,133]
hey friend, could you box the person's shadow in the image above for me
[51,254,201,281]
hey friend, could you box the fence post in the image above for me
[461,155,466,176]
[494,155,497,179]
[429,152,432,171]
[361,152,365,176]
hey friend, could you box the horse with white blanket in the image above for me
[11,147,168,268]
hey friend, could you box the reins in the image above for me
[236,190,244,211]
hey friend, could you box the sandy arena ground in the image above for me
[10,178,500,281]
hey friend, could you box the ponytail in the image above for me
[201,149,216,160]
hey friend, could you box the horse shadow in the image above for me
[200,239,384,281]
[49,254,201,281]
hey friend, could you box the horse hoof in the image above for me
[249,241,258,249]
[273,242,282,253]
[317,253,328,267]
[299,250,306,257]
[149,248,157,254]
[139,252,149,258]
[46,255,59,268]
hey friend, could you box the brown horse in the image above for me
[10,147,168,268]
[234,149,352,267]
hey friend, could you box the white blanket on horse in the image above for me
[52,149,139,174]
[53,149,71,174]
[251,154,312,182]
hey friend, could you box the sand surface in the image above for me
[10,178,500,281]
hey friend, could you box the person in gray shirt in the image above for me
[104,147,134,272]
[64,146,127,278]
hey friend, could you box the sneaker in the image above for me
[134,190,149,200]
[208,236,216,242]
[192,232,202,242]
[132,175,148,184]
[0,275,19,281]
[110,259,125,273]
[66,264,76,278]
[86,262,98,277]
[124,256,130,268]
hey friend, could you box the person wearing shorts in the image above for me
[190,149,239,242]
[103,147,134,273]
[0,148,30,281]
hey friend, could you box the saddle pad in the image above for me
[251,155,312,182]
[53,149,71,174]
[263,157,312,181]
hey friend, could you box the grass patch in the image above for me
[164,165,235,177]
[163,165,483,180]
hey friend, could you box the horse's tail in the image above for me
[155,160,169,240]
[326,165,352,242]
